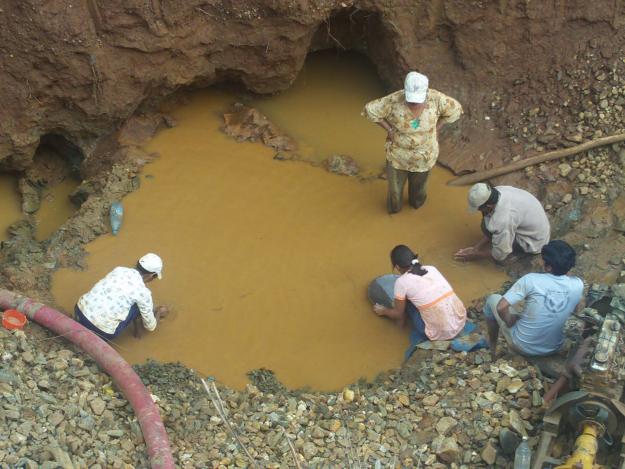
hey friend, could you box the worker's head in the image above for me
[468,183,499,216]
[136,253,163,283]
[404,72,428,104]
[390,245,428,276]
[541,240,576,276]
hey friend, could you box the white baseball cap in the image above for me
[404,72,429,103]
[468,183,492,212]
[139,253,163,279]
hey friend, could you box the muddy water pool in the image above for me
[0,174,22,239]
[0,174,78,241]
[51,53,506,390]
[35,179,79,241]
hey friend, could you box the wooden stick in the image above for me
[281,429,303,469]
[200,378,260,469]
[447,133,625,186]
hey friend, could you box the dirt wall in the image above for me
[1,0,624,173]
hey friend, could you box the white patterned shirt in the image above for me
[77,267,157,334]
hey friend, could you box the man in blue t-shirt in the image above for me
[483,240,584,361]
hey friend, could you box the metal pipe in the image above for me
[0,289,175,469]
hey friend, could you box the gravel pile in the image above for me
[136,350,544,468]
[0,324,148,469]
[1,318,550,469]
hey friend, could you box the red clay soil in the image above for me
[1,0,624,175]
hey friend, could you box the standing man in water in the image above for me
[363,72,463,213]
[74,253,169,340]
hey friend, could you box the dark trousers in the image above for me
[406,302,428,343]
[386,163,430,214]
[74,304,140,340]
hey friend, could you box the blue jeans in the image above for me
[406,301,428,344]
[74,304,140,340]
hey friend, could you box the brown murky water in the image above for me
[0,173,77,241]
[254,52,388,175]
[35,179,79,241]
[0,174,22,239]
[52,53,506,390]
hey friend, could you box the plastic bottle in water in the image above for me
[109,202,124,236]
[514,436,531,469]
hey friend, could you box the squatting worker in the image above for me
[363,71,463,213]
[373,245,466,343]
[74,253,169,340]
[482,240,584,361]
[455,183,550,263]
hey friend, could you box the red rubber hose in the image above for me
[0,289,175,469]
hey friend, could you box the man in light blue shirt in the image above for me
[483,240,584,361]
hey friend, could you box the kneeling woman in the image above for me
[374,245,467,343]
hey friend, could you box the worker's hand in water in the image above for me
[373,303,386,316]
[454,246,477,261]
[155,305,170,320]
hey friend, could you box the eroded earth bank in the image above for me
[2,1,625,468]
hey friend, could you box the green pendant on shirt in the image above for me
[410,119,420,129]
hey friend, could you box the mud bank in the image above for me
[2,0,625,174]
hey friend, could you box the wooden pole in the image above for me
[447,133,625,186]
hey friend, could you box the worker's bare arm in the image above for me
[373,298,407,327]
[454,237,493,261]
[496,297,519,327]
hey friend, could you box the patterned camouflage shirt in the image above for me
[363,88,463,172]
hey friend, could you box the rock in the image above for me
[15,459,38,469]
[611,194,625,232]
[508,410,527,436]
[435,437,460,463]
[506,378,524,394]
[499,428,520,455]
[342,388,355,402]
[397,421,412,439]
[561,193,573,204]
[77,413,96,431]
[324,154,360,177]
[498,363,518,377]
[396,392,410,406]
[0,368,17,384]
[162,115,178,128]
[48,411,65,427]
[327,419,341,433]
[566,133,584,143]
[436,416,458,435]
[221,104,296,152]
[481,441,497,465]
[49,445,75,469]
[90,397,106,416]
[423,394,439,406]
[302,442,318,459]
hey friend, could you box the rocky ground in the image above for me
[2,313,553,469]
[0,325,146,468]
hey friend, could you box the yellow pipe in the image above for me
[554,424,600,469]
